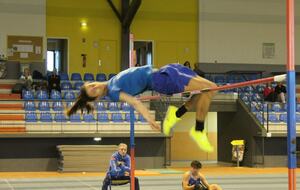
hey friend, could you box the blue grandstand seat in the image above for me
[296,114,300,123]
[272,103,284,112]
[111,113,123,122]
[23,90,34,100]
[97,113,109,122]
[236,76,245,82]
[214,75,226,83]
[279,114,287,122]
[250,102,258,112]
[38,101,50,111]
[138,114,147,122]
[24,101,35,111]
[50,90,62,100]
[108,102,119,111]
[255,113,264,123]
[121,102,130,111]
[108,73,116,80]
[256,85,265,93]
[227,75,237,83]
[61,82,72,90]
[60,73,69,81]
[71,73,82,81]
[54,113,67,122]
[267,114,279,123]
[251,94,261,101]
[69,114,81,122]
[296,104,300,112]
[25,112,37,122]
[53,101,64,111]
[83,114,96,122]
[257,103,269,112]
[96,73,107,81]
[64,91,76,100]
[244,101,250,106]
[240,95,249,102]
[66,101,74,108]
[40,112,53,122]
[95,102,106,111]
[84,73,94,81]
[74,81,84,90]
[125,113,136,122]
[36,90,49,100]
[242,86,252,93]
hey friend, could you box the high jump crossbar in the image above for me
[137,74,286,101]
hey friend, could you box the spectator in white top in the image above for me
[20,68,33,90]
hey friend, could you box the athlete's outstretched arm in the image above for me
[119,92,160,130]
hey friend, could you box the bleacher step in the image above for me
[0,84,14,89]
[0,127,26,133]
[0,94,21,100]
[0,114,24,121]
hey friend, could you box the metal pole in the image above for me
[130,106,135,190]
[129,33,135,190]
[286,0,297,189]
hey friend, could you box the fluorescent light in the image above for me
[94,137,102,142]
[80,21,87,27]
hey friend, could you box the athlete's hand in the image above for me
[149,120,161,131]
[124,172,129,176]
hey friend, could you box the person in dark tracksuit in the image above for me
[102,143,139,190]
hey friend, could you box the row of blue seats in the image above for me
[61,81,84,90]
[23,90,77,100]
[24,101,131,111]
[248,102,299,113]
[25,112,147,123]
[240,93,263,102]
[60,73,116,81]
[256,113,300,123]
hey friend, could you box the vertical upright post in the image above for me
[286,0,297,189]
[130,107,135,190]
[129,33,135,190]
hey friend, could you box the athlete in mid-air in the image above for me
[67,63,217,152]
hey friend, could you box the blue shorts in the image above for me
[152,64,197,95]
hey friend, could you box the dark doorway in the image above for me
[134,41,153,66]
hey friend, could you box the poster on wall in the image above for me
[7,35,43,62]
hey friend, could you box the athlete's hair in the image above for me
[66,86,96,117]
[191,160,202,169]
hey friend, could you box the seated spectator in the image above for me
[48,69,61,93]
[183,61,191,69]
[182,160,222,190]
[275,82,287,103]
[263,83,276,102]
[193,63,205,78]
[20,68,33,90]
[102,143,140,190]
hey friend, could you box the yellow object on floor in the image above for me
[163,106,181,136]
[189,127,214,153]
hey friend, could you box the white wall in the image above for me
[0,0,46,59]
[199,0,300,65]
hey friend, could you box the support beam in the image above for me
[107,0,122,22]
[107,0,141,71]
[123,0,142,27]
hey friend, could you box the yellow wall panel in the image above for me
[46,0,198,75]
